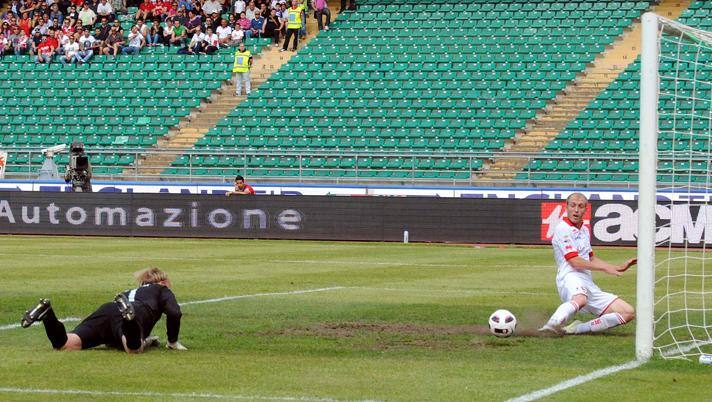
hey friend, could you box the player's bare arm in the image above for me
[568,255,631,276]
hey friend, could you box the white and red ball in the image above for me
[488,309,517,337]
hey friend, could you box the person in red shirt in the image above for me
[225,175,255,196]
[136,0,155,21]
[36,33,57,63]
[18,12,31,36]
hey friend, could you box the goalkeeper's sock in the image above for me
[122,319,142,351]
[547,300,580,327]
[567,313,626,334]
[42,308,68,349]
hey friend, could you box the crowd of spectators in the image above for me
[0,0,336,62]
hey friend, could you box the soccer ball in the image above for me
[488,309,517,337]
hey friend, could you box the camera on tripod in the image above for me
[64,141,92,192]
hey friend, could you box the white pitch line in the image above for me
[180,287,345,306]
[0,387,374,401]
[506,359,644,402]
[0,288,344,331]
[345,287,548,296]
[0,317,80,331]
[0,254,554,270]
[272,260,552,269]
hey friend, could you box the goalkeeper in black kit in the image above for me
[21,268,187,353]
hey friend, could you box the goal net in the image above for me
[638,13,712,361]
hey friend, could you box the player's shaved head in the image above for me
[566,192,588,204]
[565,193,588,227]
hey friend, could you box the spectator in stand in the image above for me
[121,25,144,54]
[0,33,8,57]
[179,23,204,53]
[9,0,21,16]
[66,6,79,26]
[201,0,221,16]
[36,33,57,63]
[262,8,280,45]
[177,0,192,12]
[298,0,307,39]
[233,0,245,15]
[215,18,231,45]
[49,3,63,25]
[339,0,350,12]
[204,26,218,53]
[236,11,250,36]
[276,2,287,35]
[312,0,328,31]
[135,18,150,39]
[112,0,126,13]
[96,0,114,22]
[78,3,96,28]
[173,7,187,26]
[75,28,95,62]
[60,18,74,34]
[18,12,31,35]
[59,33,78,63]
[111,19,124,36]
[19,0,37,18]
[225,175,255,196]
[11,27,29,54]
[168,18,186,46]
[97,16,111,38]
[28,29,42,55]
[228,22,243,44]
[232,41,252,96]
[101,25,123,57]
[146,19,163,46]
[249,10,264,38]
[280,0,302,52]
[184,9,201,35]
[258,3,268,17]
[136,0,154,21]
[209,11,222,31]
[245,1,258,20]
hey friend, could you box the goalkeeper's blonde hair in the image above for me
[134,267,170,286]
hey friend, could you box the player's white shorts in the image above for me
[557,272,618,316]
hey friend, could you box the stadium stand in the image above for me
[0,3,272,176]
[165,0,653,181]
[515,0,710,184]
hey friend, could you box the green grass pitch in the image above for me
[0,236,709,401]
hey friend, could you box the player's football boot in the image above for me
[142,335,160,349]
[21,298,51,328]
[114,293,135,321]
[563,320,582,335]
[537,322,564,336]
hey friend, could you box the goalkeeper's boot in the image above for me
[114,293,135,321]
[563,320,583,335]
[21,298,51,328]
[142,335,160,349]
[537,322,564,336]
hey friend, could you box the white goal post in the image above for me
[638,12,712,361]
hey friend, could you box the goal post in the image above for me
[637,12,658,362]
[638,13,712,361]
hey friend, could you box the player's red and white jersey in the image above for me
[552,217,594,281]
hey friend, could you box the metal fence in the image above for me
[1,146,703,188]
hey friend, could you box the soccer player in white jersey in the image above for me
[539,193,637,335]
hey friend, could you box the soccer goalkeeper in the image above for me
[21,267,187,353]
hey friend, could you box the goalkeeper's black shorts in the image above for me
[70,302,126,350]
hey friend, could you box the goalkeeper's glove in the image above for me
[167,341,188,350]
